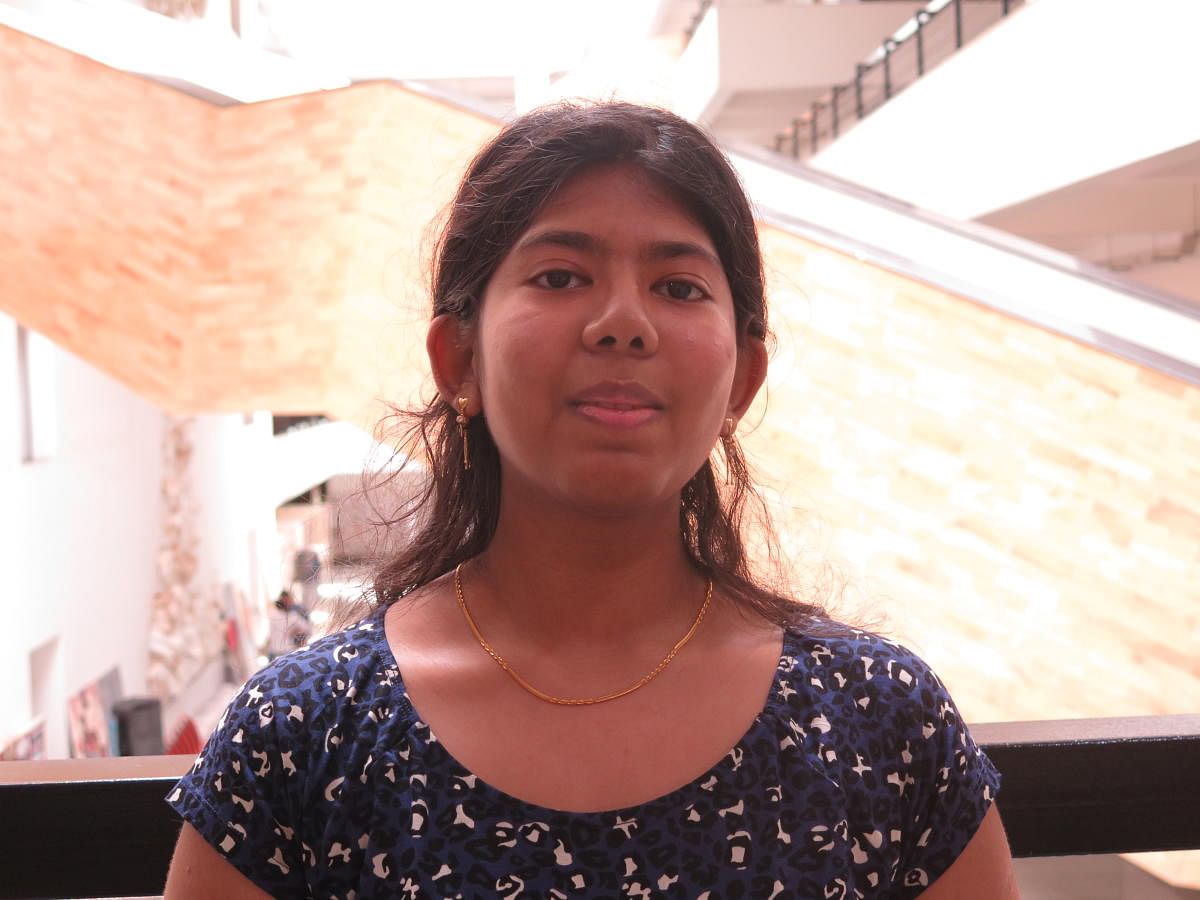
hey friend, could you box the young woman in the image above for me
[164,102,1016,898]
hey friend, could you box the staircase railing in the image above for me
[774,0,1025,160]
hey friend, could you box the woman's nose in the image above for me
[580,282,660,355]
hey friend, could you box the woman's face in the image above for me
[460,163,764,517]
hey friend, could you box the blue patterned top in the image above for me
[166,606,1001,898]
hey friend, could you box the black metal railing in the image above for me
[1,715,1197,898]
[272,413,331,435]
[774,0,1024,161]
[971,715,1200,857]
[683,0,715,45]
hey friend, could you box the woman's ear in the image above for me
[426,314,478,413]
[727,335,769,422]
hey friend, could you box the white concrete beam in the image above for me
[673,2,925,127]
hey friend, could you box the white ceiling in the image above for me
[980,141,1200,303]
[981,142,1200,244]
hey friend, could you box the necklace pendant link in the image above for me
[454,562,713,706]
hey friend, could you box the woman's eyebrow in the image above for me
[645,240,721,269]
[514,229,721,269]
[514,229,597,256]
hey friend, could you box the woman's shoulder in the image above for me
[777,622,975,751]
[782,623,937,679]
[226,608,407,741]
[771,623,1002,894]
[165,610,409,896]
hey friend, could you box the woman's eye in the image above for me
[533,270,583,290]
[660,279,707,301]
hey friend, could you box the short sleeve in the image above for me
[894,653,1002,895]
[165,672,310,898]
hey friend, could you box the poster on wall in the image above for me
[67,681,111,758]
[0,716,47,761]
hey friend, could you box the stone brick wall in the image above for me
[0,25,494,425]
[753,226,1200,723]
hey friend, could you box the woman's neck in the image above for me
[467,490,708,656]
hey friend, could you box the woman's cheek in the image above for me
[483,314,563,403]
[680,328,738,380]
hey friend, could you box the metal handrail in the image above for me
[683,0,715,44]
[728,139,1200,324]
[729,141,1200,386]
[774,0,1025,160]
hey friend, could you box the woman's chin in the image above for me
[551,469,684,519]
[502,453,700,519]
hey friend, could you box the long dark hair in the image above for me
[341,101,839,632]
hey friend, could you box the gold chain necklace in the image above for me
[453,562,713,706]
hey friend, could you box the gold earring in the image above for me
[723,416,736,438]
[456,396,471,470]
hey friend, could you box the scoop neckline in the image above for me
[364,603,796,819]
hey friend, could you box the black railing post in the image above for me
[683,0,714,45]
[775,0,1014,167]
[883,40,895,100]
[916,11,928,75]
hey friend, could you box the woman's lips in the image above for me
[569,380,664,428]
[574,402,660,428]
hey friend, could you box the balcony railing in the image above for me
[774,0,1025,161]
[1,715,1197,898]
[683,0,714,44]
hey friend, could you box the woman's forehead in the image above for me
[521,164,717,255]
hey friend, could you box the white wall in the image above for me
[0,0,348,103]
[811,0,1200,219]
[0,313,166,757]
[266,420,386,510]
[189,411,278,602]
[0,316,285,758]
[716,2,927,90]
[673,3,723,123]
[673,1,925,122]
